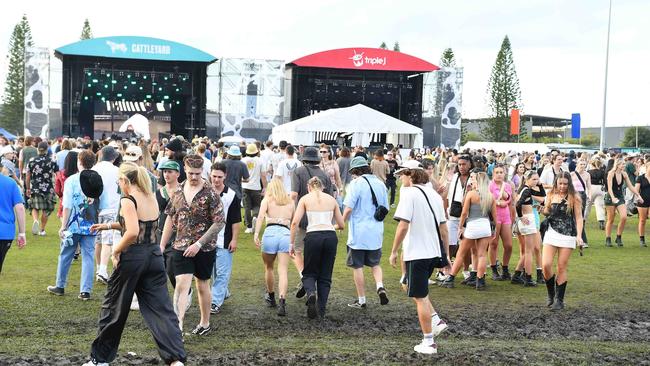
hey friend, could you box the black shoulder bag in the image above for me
[414,186,449,268]
[449,174,465,218]
[361,176,388,221]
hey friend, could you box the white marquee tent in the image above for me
[272,104,423,148]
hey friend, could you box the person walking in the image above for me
[635,160,650,247]
[389,161,449,354]
[209,162,242,315]
[385,150,399,208]
[25,141,58,236]
[541,171,584,311]
[160,154,225,336]
[290,147,333,298]
[586,157,607,230]
[370,149,390,184]
[570,159,591,247]
[290,176,344,319]
[0,172,26,274]
[222,145,250,202]
[254,177,295,316]
[47,150,102,300]
[604,159,643,247]
[92,146,121,284]
[343,156,390,309]
[242,143,266,233]
[488,164,515,281]
[83,162,186,366]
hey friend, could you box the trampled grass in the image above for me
[0,199,649,365]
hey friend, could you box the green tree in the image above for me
[440,48,456,67]
[80,18,93,40]
[393,41,400,52]
[580,133,600,147]
[379,41,387,49]
[622,127,650,148]
[0,14,33,135]
[482,35,522,142]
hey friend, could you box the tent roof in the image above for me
[273,104,422,135]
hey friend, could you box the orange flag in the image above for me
[510,109,520,135]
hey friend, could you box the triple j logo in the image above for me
[349,50,387,68]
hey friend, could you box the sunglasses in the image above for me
[320,151,329,154]
[125,152,138,157]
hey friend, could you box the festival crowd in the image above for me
[0,132,649,362]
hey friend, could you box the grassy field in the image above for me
[0,202,649,365]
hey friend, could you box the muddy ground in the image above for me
[2,306,649,365]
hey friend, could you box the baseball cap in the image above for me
[395,160,423,175]
[158,160,180,172]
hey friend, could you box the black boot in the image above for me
[551,281,567,311]
[511,270,524,284]
[536,269,545,284]
[615,235,623,247]
[462,271,477,286]
[499,266,511,281]
[490,265,500,281]
[523,274,537,287]
[265,292,277,307]
[545,275,556,307]
[605,237,612,247]
[599,220,605,230]
[475,275,486,291]
[641,236,647,247]
[277,298,286,316]
[441,275,455,288]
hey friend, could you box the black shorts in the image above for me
[346,247,382,269]
[405,258,436,298]
[171,248,216,280]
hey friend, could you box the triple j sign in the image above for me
[348,50,387,68]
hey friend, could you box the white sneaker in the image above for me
[251,216,257,233]
[413,340,437,354]
[38,230,47,236]
[462,271,470,279]
[436,272,447,282]
[427,279,436,286]
[244,228,253,234]
[432,319,448,337]
[82,360,109,366]
[31,220,39,235]
[130,295,139,311]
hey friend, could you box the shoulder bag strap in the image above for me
[574,171,586,191]
[451,174,460,203]
[361,176,379,208]
[414,186,444,249]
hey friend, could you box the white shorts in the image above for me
[464,218,492,239]
[95,212,122,246]
[447,219,460,246]
[543,226,576,249]
[518,214,538,235]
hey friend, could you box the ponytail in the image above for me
[136,166,152,194]
[119,162,152,194]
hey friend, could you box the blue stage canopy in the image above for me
[55,36,217,63]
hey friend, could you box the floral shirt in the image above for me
[165,180,225,252]
[27,155,58,196]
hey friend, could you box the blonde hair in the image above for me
[265,177,291,206]
[474,172,493,216]
[138,140,154,172]
[119,161,152,195]
[308,177,324,202]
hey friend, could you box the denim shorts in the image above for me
[262,225,291,254]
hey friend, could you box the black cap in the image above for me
[166,138,183,153]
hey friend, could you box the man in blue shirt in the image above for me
[343,156,390,309]
[0,174,26,274]
[47,150,101,300]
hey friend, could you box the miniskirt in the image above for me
[518,213,538,235]
[465,218,492,239]
[542,226,576,249]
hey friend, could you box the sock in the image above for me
[431,312,441,324]
[358,296,366,305]
[423,333,434,346]
[491,264,497,271]
[536,267,542,271]
[502,265,509,271]
[98,264,107,277]
[376,282,384,290]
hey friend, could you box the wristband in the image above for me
[18,233,26,237]
[195,241,203,249]
[105,222,112,230]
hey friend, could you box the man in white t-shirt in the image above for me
[241,144,267,233]
[260,141,275,182]
[274,145,302,193]
[92,146,121,283]
[389,160,449,355]
[540,154,564,191]
[269,140,288,179]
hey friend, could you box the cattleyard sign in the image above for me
[288,48,439,72]
[55,36,217,63]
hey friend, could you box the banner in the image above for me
[432,67,463,149]
[571,113,581,139]
[510,109,519,135]
[215,58,284,141]
[24,47,50,138]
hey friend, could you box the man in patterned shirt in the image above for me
[160,154,225,336]
[25,141,58,235]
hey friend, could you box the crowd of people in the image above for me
[0,132,649,360]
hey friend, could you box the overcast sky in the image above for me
[1,0,648,127]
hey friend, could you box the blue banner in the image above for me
[571,113,581,139]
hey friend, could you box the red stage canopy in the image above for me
[287,48,439,72]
